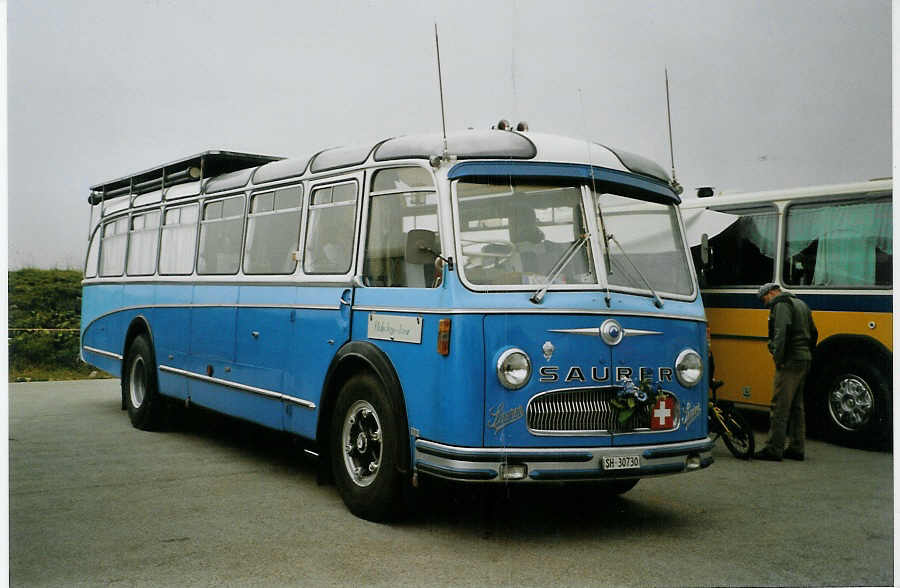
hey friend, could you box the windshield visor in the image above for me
[597,193,693,296]
[456,179,596,287]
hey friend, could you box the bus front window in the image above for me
[456,180,596,287]
[595,193,693,296]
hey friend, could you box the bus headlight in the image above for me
[675,349,703,387]
[497,348,532,390]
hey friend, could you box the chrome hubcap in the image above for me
[129,356,146,409]
[341,401,382,487]
[828,374,873,432]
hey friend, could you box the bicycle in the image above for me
[708,379,755,459]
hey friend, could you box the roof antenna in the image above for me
[665,68,683,195]
[434,23,449,163]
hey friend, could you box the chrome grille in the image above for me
[527,387,664,434]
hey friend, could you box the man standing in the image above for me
[754,283,818,461]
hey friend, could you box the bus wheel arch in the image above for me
[317,341,411,480]
[809,334,891,445]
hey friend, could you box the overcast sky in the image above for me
[7,0,891,269]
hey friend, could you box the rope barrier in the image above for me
[9,328,80,332]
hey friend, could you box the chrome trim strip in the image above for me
[415,439,602,459]
[415,461,498,481]
[82,345,123,361]
[624,329,664,337]
[643,438,716,459]
[351,305,706,322]
[415,443,593,463]
[158,365,316,409]
[548,327,601,336]
[546,327,662,337]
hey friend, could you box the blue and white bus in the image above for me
[81,127,712,521]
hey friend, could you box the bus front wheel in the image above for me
[330,372,405,522]
[123,335,165,431]
[818,358,890,446]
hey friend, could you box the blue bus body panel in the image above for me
[190,285,238,362]
[281,285,352,438]
[351,285,486,448]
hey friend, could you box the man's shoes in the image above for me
[753,448,782,461]
[783,448,805,461]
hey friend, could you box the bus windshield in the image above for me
[596,193,693,296]
[456,179,596,287]
[455,178,693,296]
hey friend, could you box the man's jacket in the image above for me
[767,291,818,367]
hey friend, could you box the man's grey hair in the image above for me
[757,282,781,299]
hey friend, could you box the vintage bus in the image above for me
[81,128,712,521]
[681,180,892,445]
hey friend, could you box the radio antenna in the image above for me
[665,68,683,195]
[434,23,449,161]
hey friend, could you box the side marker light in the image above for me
[437,318,451,356]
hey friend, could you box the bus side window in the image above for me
[127,210,160,276]
[244,186,303,275]
[690,206,778,287]
[198,195,245,275]
[160,203,199,275]
[364,167,439,287]
[783,198,892,287]
[99,217,128,277]
[304,181,358,275]
[85,226,100,278]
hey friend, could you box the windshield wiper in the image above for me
[606,233,664,308]
[530,233,590,304]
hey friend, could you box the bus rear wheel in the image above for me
[819,358,890,446]
[330,372,405,522]
[123,335,165,431]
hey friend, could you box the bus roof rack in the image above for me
[88,150,283,204]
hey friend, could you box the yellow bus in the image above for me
[680,179,892,445]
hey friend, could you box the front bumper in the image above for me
[413,437,714,482]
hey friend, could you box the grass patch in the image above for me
[9,268,111,382]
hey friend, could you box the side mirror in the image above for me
[405,229,439,265]
[700,233,710,267]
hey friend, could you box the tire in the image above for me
[123,335,165,431]
[818,358,891,446]
[720,407,755,460]
[330,372,407,522]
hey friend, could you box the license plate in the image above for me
[602,455,640,470]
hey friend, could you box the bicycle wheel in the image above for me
[720,407,755,460]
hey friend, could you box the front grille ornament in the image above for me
[600,319,624,346]
[542,341,555,361]
[612,376,663,424]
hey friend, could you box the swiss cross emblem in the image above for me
[651,395,675,430]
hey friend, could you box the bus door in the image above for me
[283,175,362,438]
[348,166,451,442]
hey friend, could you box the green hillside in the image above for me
[9,269,105,381]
